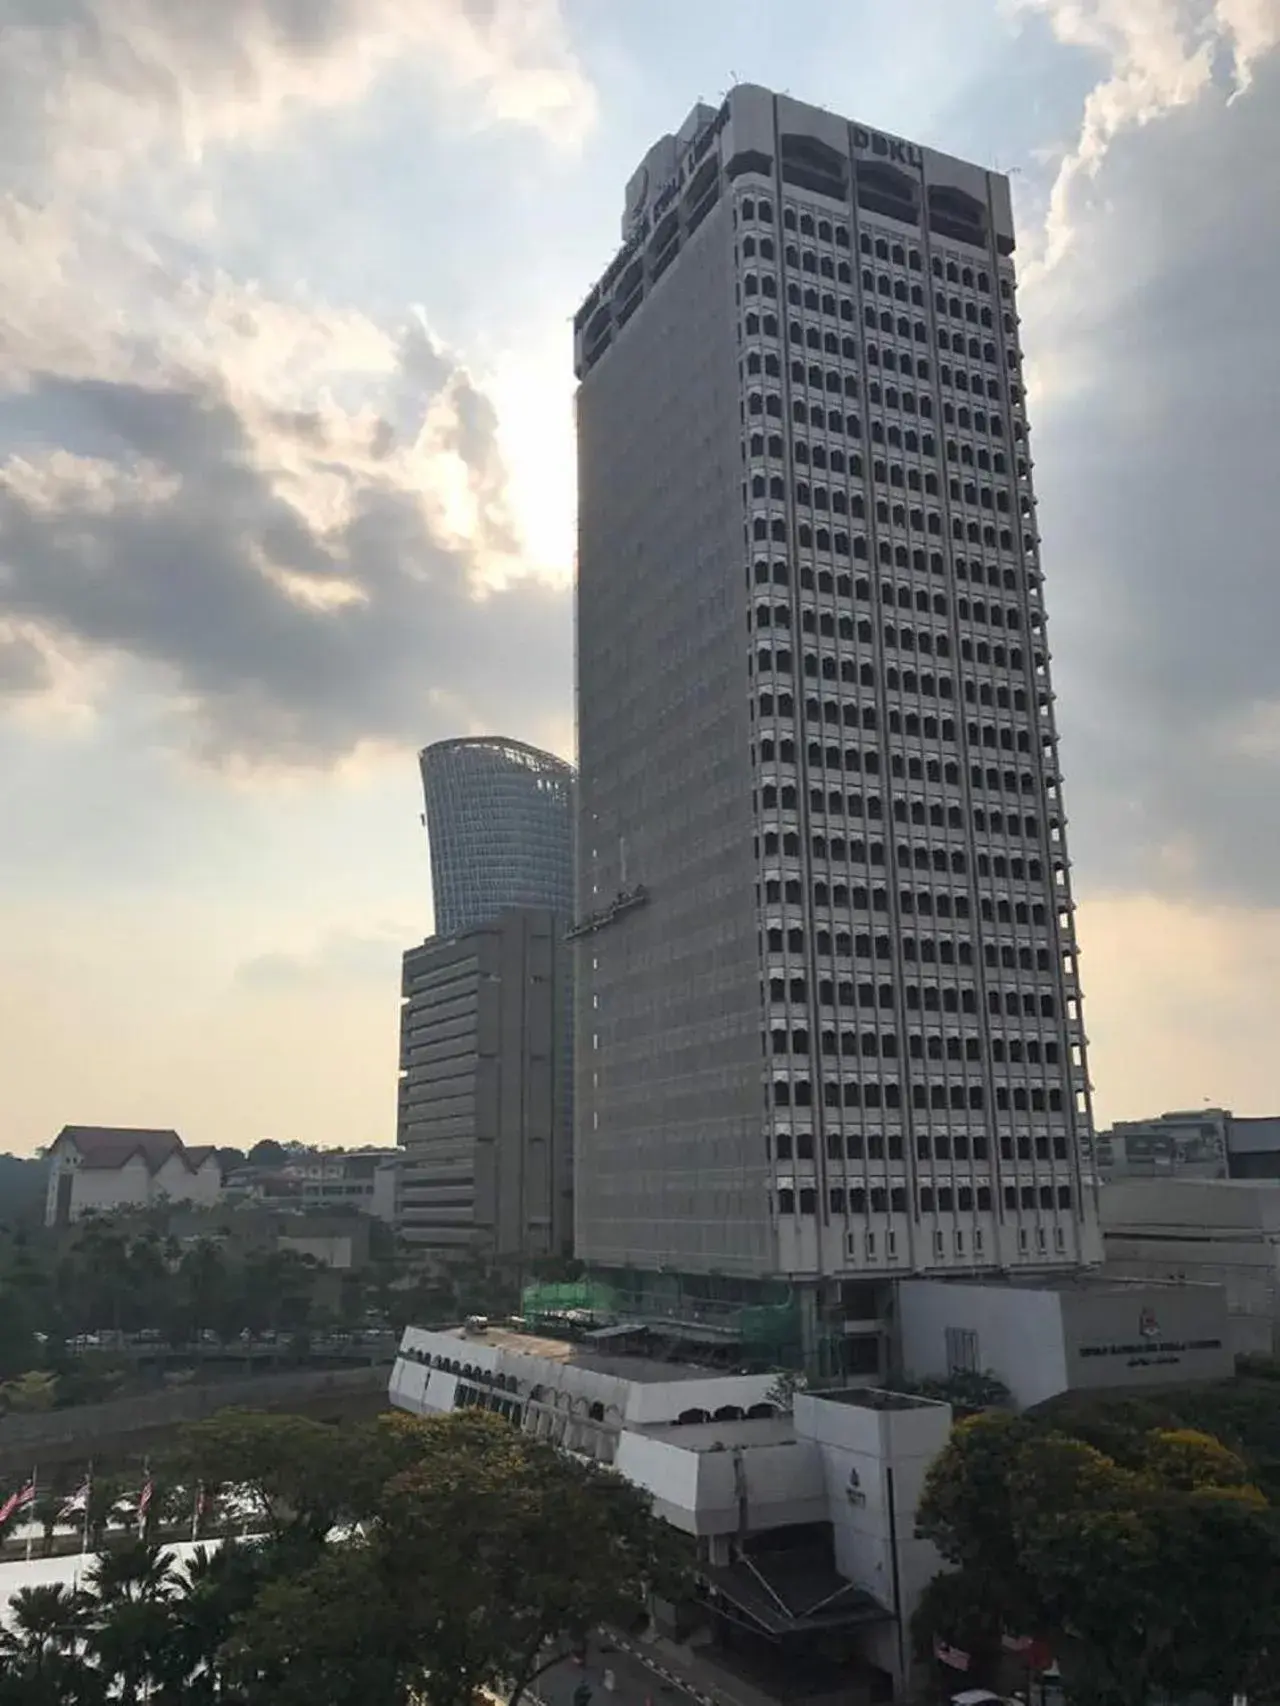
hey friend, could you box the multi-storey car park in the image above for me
[572,85,1101,1374]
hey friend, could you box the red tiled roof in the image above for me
[53,1126,210,1175]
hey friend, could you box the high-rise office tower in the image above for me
[420,737,575,936]
[400,737,575,1263]
[573,86,1100,1369]
[398,909,574,1259]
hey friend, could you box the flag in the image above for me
[0,1480,36,1526]
[137,1476,154,1521]
[934,1638,971,1672]
[59,1479,91,1520]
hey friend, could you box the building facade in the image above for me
[389,1322,951,1697]
[225,1148,400,1222]
[45,1126,222,1225]
[397,909,573,1262]
[898,1273,1232,1408]
[420,737,575,938]
[1096,1108,1280,1182]
[1095,1108,1230,1179]
[573,86,1099,1364]
[1101,1177,1280,1355]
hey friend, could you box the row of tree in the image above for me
[914,1408,1280,1704]
[0,1406,682,1706]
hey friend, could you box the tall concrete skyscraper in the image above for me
[420,737,574,936]
[573,86,1100,1372]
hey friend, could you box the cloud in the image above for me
[1015,0,1280,274]
[0,0,596,198]
[1024,44,1280,907]
[0,0,587,774]
[0,310,573,766]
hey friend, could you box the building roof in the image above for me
[54,1126,214,1175]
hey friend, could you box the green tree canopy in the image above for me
[916,1411,1280,1705]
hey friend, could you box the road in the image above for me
[533,1638,711,1706]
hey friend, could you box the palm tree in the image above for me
[151,1544,271,1704]
[84,1539,177,1705]
[0,1583,97,1706]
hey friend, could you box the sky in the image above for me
[1,0,1279,1155]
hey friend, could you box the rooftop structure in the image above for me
[419,736,574,938]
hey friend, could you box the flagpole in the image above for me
[82,1462,93,1558]
[190,1481,202,1543]
[24,1464,36,1563]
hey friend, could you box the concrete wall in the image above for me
[1059,1282,1232,1392]
[613,1431,827,1536]
[794,1392,950,1688]
[898,1279,1068,1408]
[1101,1180,1280,1354]
[0,1367,387,1475]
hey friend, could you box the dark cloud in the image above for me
[1026,51,1280,907]
[0,345,571,766]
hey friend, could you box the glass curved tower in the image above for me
[420,737,575,936]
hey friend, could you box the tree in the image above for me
[0,1583,97,1706]
[916,1413,1280,1706]
[371,1410,686,1706]
[183,1408,682,1706]
[84,1541,177,1706]
[220,1543,407,1706]
[151,1541,278,1705]
[175,1409,385,1545]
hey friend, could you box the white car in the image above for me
[951,1692,1010,1706]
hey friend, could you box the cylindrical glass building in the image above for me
[419,737,575,936]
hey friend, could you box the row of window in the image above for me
[765,926,1058,967]
[760,877,1051,920]
[758,740,1042,790]
[796,1129,1073,1161]
[741,200,1004,301]
[768,1030,1063,1064]
[775,1182,1072,1218]
[756,691,1047,748]
[769,977,1064,1020]
[774,1078,1071,1114]
[747,542,1029,597]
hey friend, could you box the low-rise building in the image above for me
[1096,1107,1280,1183]
[45,1126,222,1225]
[1100,1177,1280,1355]
[224,1147,400,1223]
[897,1273,1233,1408]
[389,1323,951,1699]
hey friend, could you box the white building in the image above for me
[898,1273,1233,1409]
[572,84,1100,1373]
[1101,1177,1280,1356]
[45,1126,222,1226]
[389,1323,951,1697]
